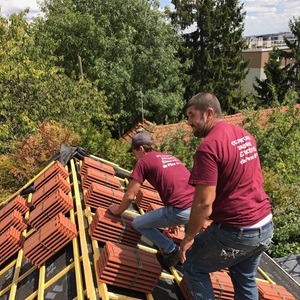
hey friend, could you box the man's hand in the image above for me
[180,236,194,263]
[108,204,120,216]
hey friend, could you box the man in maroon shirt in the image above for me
[109,131,194,266]
[180,92,273,300]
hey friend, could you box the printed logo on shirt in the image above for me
[231,136,258,164]
[156,154,182,168]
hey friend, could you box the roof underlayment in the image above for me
[0,147,300,300]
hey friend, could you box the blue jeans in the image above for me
[132,206,191,253]
[183,221,273,300]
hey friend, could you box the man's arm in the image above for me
[109,179,142,215]
[180,184,216,262]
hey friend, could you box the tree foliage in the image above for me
[0,11,112,153]
[280,17,300,95]
[253,49,289,107]
[168,0,249,113]
[35,0,186,136]
[254,17,300,106]
[0,122,80,202]
[243,89,300,257]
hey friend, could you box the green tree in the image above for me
[35,0,186,136]
[279,17,300,95]
[253,49,289,107]
[168,0,249,113]
[243,89,300,257]
[0,11,111,153]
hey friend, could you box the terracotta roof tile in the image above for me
[84,182,124,209]
[34,161,68,190]
[80,156,115,177]
[29,188,73,230]
[32,173,71,207]
[135,187,164,210]
[96,241,162,293]
[0,210,27,234]
[258,280,296,299]
[123,104,300,145]
[122,119,154,143]
[23,213,77,268]
[90,207,141,247]
[0,226,24,265]
[81,167,121,190]
[0,195,29,222]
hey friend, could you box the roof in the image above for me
[0,146,300,299]
[123,104,300,144]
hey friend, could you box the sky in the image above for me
[1,0,300,36]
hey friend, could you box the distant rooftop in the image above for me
[244,31,295,50]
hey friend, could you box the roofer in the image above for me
[109,131,194,266]
[180,92,273,299]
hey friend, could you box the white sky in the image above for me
[1,0,300,36]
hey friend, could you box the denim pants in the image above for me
[132,205,191,253]
[183,221,273,300]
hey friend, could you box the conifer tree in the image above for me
[169,0,249,113]
[253,49,289,107]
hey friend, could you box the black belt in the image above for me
[215,221,272,234]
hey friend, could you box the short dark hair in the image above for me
[132,144,156,152]
[187,92,222,118]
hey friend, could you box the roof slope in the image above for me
[0,148,299,299]
[123,104,300,144]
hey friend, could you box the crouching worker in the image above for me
[109,131,194,267]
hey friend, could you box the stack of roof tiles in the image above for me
[84,182,124,209]
[0,195,29,220]
[23,213,77,268]
[0,195,29,265]
[29,188,73,230]
[135,187,164,210]
[0,226,24,265]
[96,241,162,293]
[258,281,296,299]
[0,210,27,234]
[146,203,164,212]
[140,180,156,191]
[80,156,115,177]
[164,228,185,245]
[32,173,71,207]
[81,168,121,191]
[90,207,141,247]
[180,271,235,299]
[34,161,69,190]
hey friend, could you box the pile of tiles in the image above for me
[96,241,162,293]
[32,173,71,207]
[84,182,124,209]
[34,161,69,190]
[180,271,235,299]
[0,195,29,265]
[81,168,121,191]
[135,188,164,210]
[23,213,78,268]
[0,226,25,265]
[145,203,164,213]
[258,280,296,299]
[163,228,185,245]
[29,188,73,230]
[0,195,29,220]
[140,180,155,191]
[80,156,115,177]
[90,207,141,247]
[0,210,27,234]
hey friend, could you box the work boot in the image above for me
[163,245,180,267]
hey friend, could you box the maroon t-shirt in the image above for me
[189,120,271,226]
[130,151,195,209]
